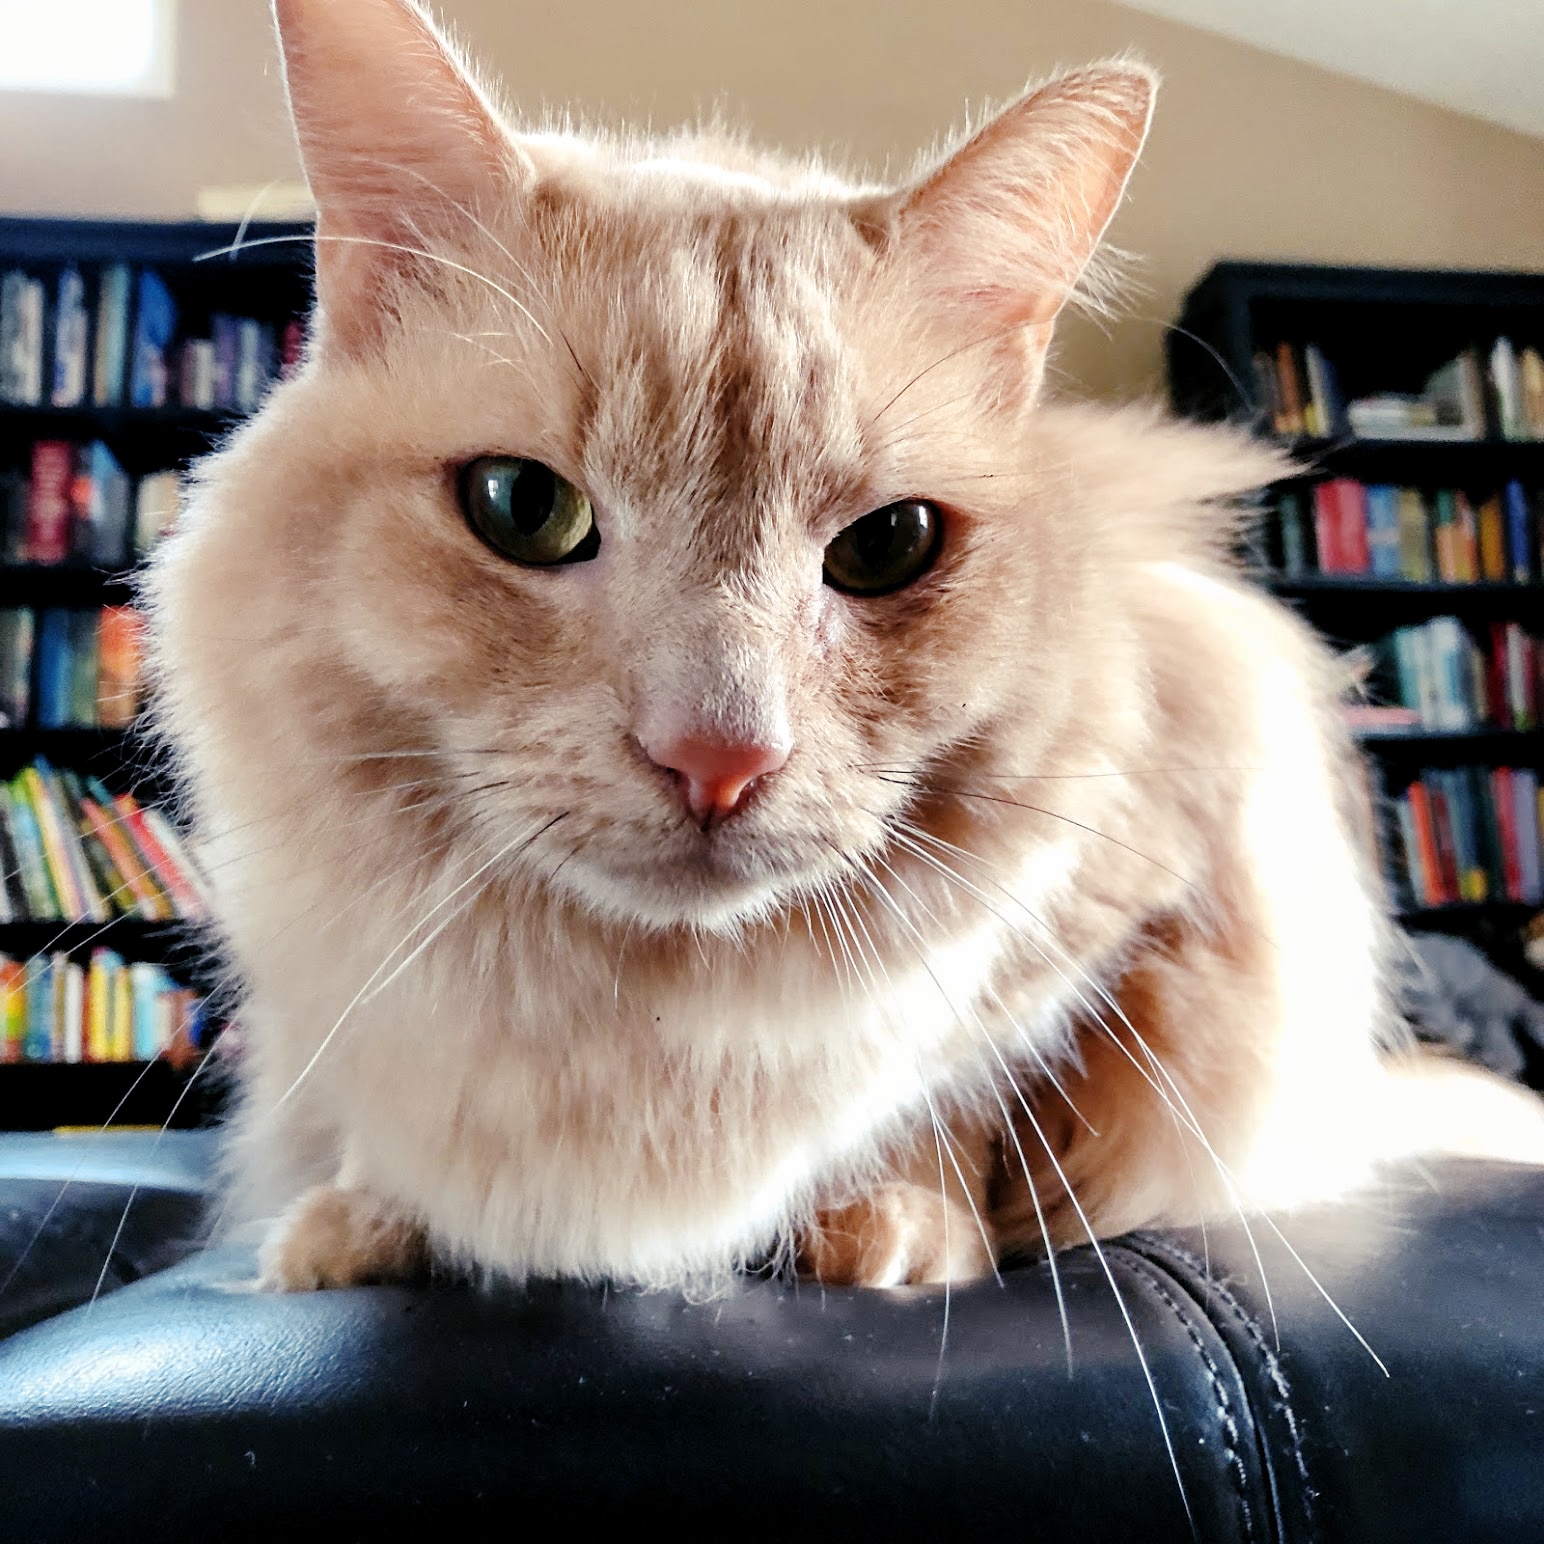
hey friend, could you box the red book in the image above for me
[1405,782,1443,905]
[1492,768,1521,901]
[1426,783,1461,904]
[113,793,204,919]
[1487,623,1509,726]
[1312,482,1343,571]
[1335,480,1371,573]
[24,441,75,564]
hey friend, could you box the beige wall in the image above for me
[2,0,1542,397]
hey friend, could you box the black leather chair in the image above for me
[1,1132,1541,1542]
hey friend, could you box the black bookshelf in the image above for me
[0,216,310,1129]
[1169,262,1544,981]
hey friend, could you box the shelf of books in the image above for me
[1169,262,1544,982]
[0,217,309,1130]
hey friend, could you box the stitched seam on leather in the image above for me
[1136,1236,1316,1541]
[1117,1253,1257,1544]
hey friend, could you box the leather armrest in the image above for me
[1,1159,1540,1542]
[0,1132,216,1339]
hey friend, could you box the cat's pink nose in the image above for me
[644,734,789,825]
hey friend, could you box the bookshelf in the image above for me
[1168,262,1544,988]
[0,217,310,1130]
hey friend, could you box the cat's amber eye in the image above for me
[459,456,599,566]
[822,500,942,596]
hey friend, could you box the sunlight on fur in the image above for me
[144,0,1544,1323]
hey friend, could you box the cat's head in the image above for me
[163,0,1167,935]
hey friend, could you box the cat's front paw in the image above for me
[258,1183,430,1291]
[799,1181,996,1287]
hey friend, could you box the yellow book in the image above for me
[1522,347,1544,437]
[86,953,110,1062]
[111,965,133,1062]
[1477,497,1506,582]
[1397,489,1433,581]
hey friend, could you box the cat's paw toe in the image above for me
[799,1182,996,1286]
[258,1184,430,1292]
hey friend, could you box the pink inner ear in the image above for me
[273,0,521,353]
[891,64,1156,332]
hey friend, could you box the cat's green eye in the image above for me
[459,456,599,566]
[823,500,942,596]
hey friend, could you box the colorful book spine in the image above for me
[80,797,173,921]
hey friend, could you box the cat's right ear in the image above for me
[272,0,528,355]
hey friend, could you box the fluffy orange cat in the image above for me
[147,0,1544,1293]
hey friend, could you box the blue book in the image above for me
[1504,480,1532,584]
[34,609,74,728]
[1516,769,1541,904]
[1365,485,1402,578]
[76,441,130,567]
[24,954,53,1061]
[129,269,177,409]
[50,266,89,408]
[130,961,168,1060]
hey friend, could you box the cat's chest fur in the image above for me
[230,878,1035,1284]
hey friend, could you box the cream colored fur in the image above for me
[146,0,1544,1293]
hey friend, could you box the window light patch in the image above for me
[0,0,176,98]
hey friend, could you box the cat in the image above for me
[146,0,1544,1294]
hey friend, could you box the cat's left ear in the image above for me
[866,62,1155,362]
[272,0,528,354]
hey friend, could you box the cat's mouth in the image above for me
[556,816,828,933]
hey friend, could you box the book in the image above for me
[92,263,133,407]
[1303,345,1344,438]
[1452,493,1479,582]
[25,441,76,564]
[1,787,59,921]
[0,960,23,1063]
[1476,495,1507,582]
[80,795,172,920]
[117,793,206,919]
[1490,338,1523,440]
[1501,481,1532,582]
[133,470,180,556]
[33,609,75,728]
[19,764,96,921]
[61,958,84,1064]
[1311,482,1343,571]
[66,609,99,728]
[0,608,33,727]
[1274,342,1304,436]
[1521,347,1544,438]
[1277,490,1309,575]
[24,955,54,1061]
[96,606,144,728]
[0,271,44,405]
[1396,488,1434,582]
[280,319,306,377]
[129,269,178,409]
[72,440,132,567]
[1364,485,1401,578]
[211,312,240,409]
[50,266,90,408]
[179,338,216,410]
[234,318,275,412]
